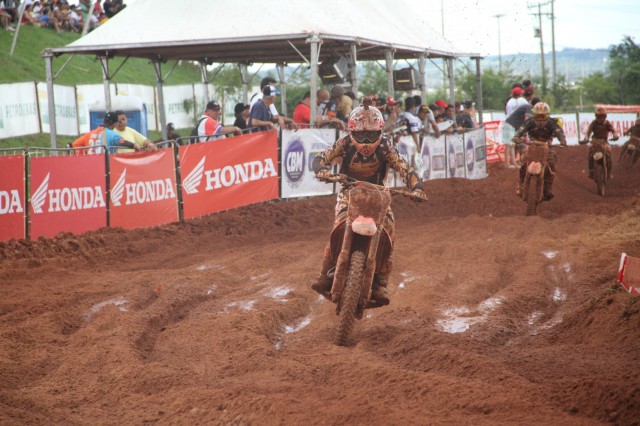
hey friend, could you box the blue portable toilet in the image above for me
[89,96,148,137]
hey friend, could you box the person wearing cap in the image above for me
[114,110,157,152]
[400,98,422,150]
[233,103,250,130]
[196,100,241,142]
[155,122,181,145]
[506,86,528,117]
[293,91,344,129]
[98,111,139,154]
[417,105,441,139]
[248,86,279,132]
[249,77,297,130]
[504,87,529,167]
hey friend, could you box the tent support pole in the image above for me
[349,44,358,97]
[277,63,287,116]
[474,57,483,125]
[99,56,112,111]
[200,62,209,105]
[418,53,427,104]
[309,34,320,126]
[384,49,394,99]
[153,60,167,140]
[44,52,58,148]
[447,58,456,123]
[239,63,249,104]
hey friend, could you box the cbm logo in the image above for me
[285,139,305,186]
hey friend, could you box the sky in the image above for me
[433,0,639,56]
[67,0,639,57]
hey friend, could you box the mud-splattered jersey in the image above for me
[586,119,615,140]
[625,124,640,138]
[313,135,422,191]
[514,117,566,143]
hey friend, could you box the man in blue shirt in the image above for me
[102,111,139,153]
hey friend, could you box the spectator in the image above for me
[455,102,475,130]
[101,111,139,154]
[93,0,104,15]
[248,86,278,132]
[20,4,40,26]
[70,123,105,154]
[442,104,459,134]
[411,95,423,116]
[316,88,330,117]
[114,110,157,152]
[319,85,346,122]
[463,100,477,128]
[249,76,297,130]
[505,86,528,117]
[196,100,241,142]
[503,97,537,168]
[103,0,125,18]
[233,102,250,130]
[0,3,14,30]
[382,97,399,132]
[292,91,343,128]
[337,93,353,120]
[400,99,422,149]
[155,122,181,145]
[417,105,441,139]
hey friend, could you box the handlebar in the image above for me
[316,173,428,202]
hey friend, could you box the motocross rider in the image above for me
[582,107,619,179]
[512,102,567,201]
[620,118,640,164]
[311,97,426,305]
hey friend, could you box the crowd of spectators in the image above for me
[0,0,125,33]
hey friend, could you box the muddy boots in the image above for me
[311,244,333,298]
[371,256,392,306]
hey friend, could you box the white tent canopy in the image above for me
[46,0,477,62]
[42,0,483,147]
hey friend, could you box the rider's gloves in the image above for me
[411,188,427,202]
[316,168,331,180]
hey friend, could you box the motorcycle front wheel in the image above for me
[594,162,605,197]
[335,250,365,346]
[525,174,542,216]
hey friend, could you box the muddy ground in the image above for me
[1,145,639,425]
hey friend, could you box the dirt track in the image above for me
[1,145,639,425]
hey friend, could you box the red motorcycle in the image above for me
[317,174,426,345]
[515,139,550,216]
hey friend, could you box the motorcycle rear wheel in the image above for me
[335,250,365,346]
[594,162,605,197]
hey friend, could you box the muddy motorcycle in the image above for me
[619,136,640,166]
[580,138,613,197]
[516,139,551,216]
[317,174,426,346]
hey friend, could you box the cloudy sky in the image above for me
[69,0,638,56]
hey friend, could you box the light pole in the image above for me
[493,14,505,74]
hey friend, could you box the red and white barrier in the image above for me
[617,253,640,296]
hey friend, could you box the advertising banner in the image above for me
[556,113,580,145]
[280,129,336,199]
[163,85,197,130]
[76,84,116,133]
[421,134,447,181]
[180,131,279,219]
[0,155,26,241]
[0,82,40,139]
[484,120,504,163]
[29,154,107,239]
[109,149,179,229]
[37,83,79,136]
[607,113,637,144]
[446,133,465,178]
[115,83,158,131]
[464,128,488,180]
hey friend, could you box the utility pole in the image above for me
[550,0,557,84]
[530,2,551,97]
[441,0,446,92]
[493,14,505,74]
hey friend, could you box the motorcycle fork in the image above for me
[331,218,381,308]
[523,166,545,202]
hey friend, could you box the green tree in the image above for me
[580,72,618,106]
[458,64,523,111]
[357,61,388,99]
[608,35,640,104]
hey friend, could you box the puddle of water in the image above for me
[196,264,224,271]
[398,282,405,289]
[528,311,543,325]
[542,250,559,259]
[85,296,128,321]
[206,285,217,295]
[552,287,567,302]
[222,300,256,313]
[266,286,292,301]
[561,262,571,273]
[274,316,312,350]
[437,296,504,334]
[250,273,270,281]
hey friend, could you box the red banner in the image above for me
[109,149,179,229]
[29,154,107,239]
[0,155,26,241]
[484,121,504,163]
[180,131,279,219]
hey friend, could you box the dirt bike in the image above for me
[580,138,614,197]
[515,139,552,216]
[619,136,640,166]
[317,174,426,346]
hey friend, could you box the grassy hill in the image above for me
[0,25,201,85]
[1,25,202,147]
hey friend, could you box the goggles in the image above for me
[351,130,381,144]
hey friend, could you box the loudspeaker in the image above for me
[319,56,350,84]
[393,67,417,91]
